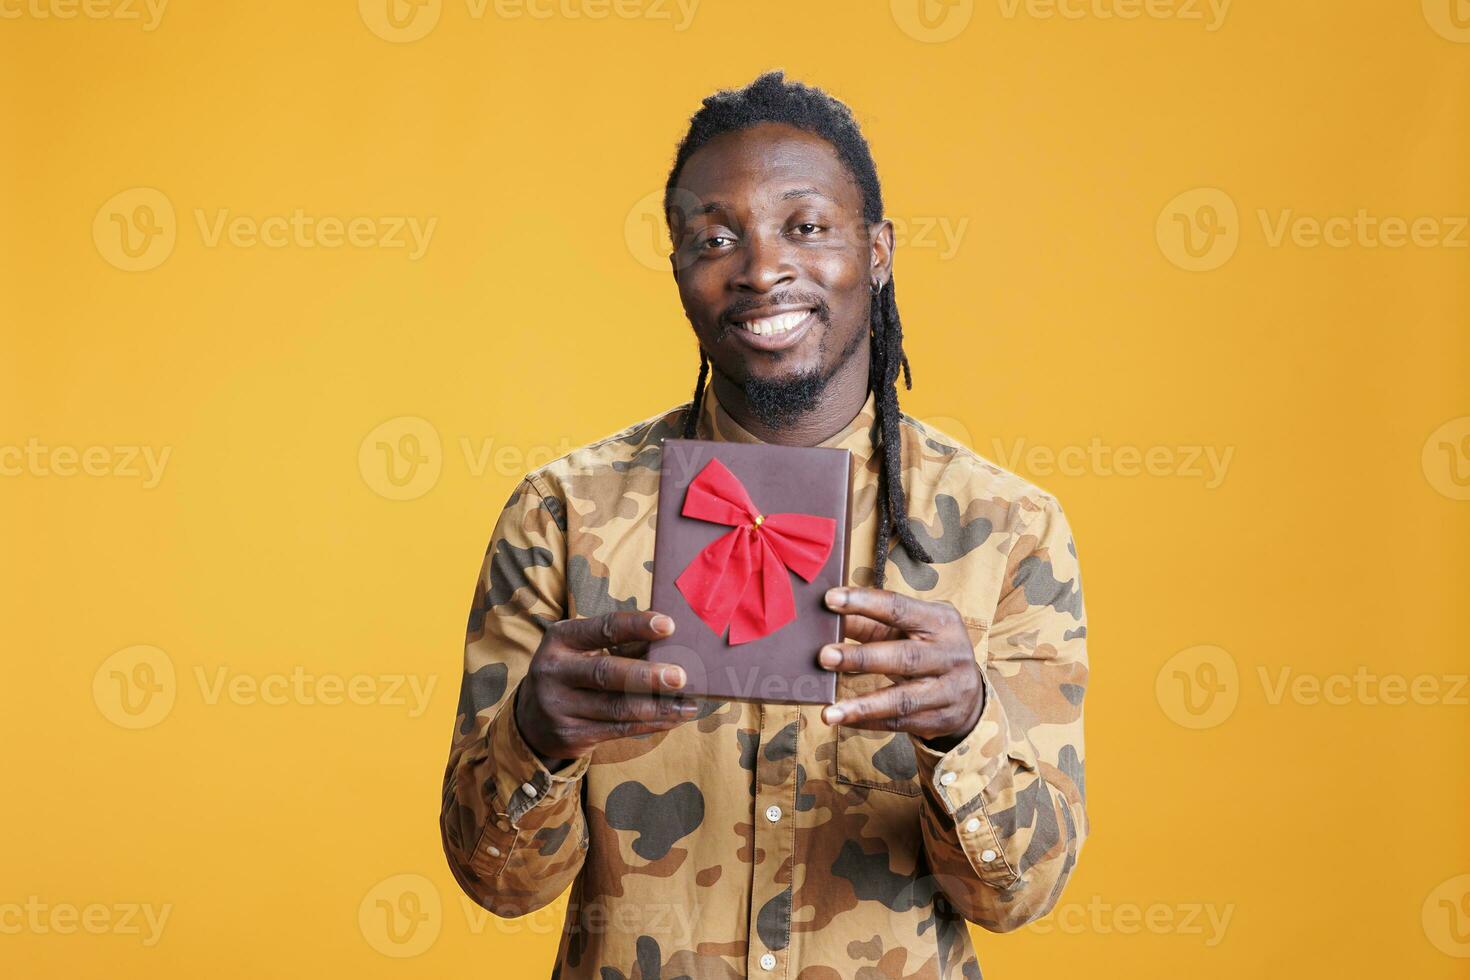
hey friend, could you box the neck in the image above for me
[710,349,871,446]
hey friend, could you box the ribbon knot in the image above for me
[673,457,837,645]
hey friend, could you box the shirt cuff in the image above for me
[468,686,591,878]
[486,682,591,828]
[910,671,1029,884]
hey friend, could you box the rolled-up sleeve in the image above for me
[439,476,591,917]
[908,496,1089,932]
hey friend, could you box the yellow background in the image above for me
[3,0,1468,976]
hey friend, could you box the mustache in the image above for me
[713,291,831,345]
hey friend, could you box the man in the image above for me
[440,71,1088,979]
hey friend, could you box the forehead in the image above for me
[672,121,863,213]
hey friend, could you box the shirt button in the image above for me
[939,771,957,786]
[981,848,997,863]
[487,845,501,857]
[759,952,776,970]
[521,781,538,798]
[765,804,782,823]
[964,817,980,833]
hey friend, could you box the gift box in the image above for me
[647,437,852,705]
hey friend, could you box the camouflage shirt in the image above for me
[440,390,1089,979]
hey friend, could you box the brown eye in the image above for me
[795,223,823,235]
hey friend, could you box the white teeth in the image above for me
[740,310,809,337]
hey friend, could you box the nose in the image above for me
[729,225,796,293]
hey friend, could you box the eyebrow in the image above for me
[691,187,834,216]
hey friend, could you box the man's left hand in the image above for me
[817,587,984,748]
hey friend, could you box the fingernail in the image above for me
[818,646,842,668]
[662,666,686,688]
[650,613,674,634]
[823,705,844,724]
[825,588,847,609]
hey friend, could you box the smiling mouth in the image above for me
[735,309,812,337]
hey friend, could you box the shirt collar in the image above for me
[695,386,879,465]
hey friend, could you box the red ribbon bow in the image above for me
[674,457,837,645]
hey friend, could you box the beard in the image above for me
[740,367,828,429]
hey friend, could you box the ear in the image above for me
[869,218,895,289]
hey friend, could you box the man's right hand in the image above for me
[513,610,699,768]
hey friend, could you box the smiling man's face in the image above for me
[667,122,891,428]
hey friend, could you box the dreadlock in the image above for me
[664,70,933,588]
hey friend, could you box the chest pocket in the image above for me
[831,617,989,797]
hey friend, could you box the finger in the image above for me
[567,688,702,724]
[551,610,675,652]
[841,613,903,644]
[835,706,953,734]
[607,638,651,659]
[820,678,948,726]
[817,638,947,677]
[561,651,689,695]
[826,588,944,637]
